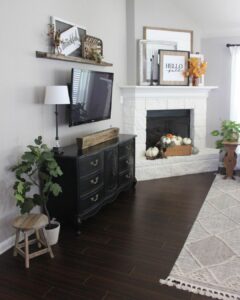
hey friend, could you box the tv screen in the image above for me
[69,69,114,126]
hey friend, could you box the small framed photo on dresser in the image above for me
[158,50,190,86]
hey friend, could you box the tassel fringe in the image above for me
[160,277,240,300]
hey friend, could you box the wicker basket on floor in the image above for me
[165,145,192,157]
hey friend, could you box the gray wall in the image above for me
[202,36,240,147]
[126,0,202,84]
[0,0,127,245]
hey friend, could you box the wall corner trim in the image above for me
[0,235,15,255]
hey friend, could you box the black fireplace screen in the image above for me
[146,110,191,149]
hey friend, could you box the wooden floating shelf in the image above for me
[36,51,113,67]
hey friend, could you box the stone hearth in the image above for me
[120,86,219,181]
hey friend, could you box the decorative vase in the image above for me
[45,220,60,246]
[192,76,199,86]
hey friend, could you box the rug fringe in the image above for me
[160,277,240,300]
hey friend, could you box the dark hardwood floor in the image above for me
[0,172,215,300]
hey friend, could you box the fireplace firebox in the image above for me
[146,109,191,149]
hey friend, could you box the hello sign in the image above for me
[159,50,190,86]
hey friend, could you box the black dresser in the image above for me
[47,134,136,233]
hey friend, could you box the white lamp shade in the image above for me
[44,86,70,105]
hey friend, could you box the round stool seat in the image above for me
[13,213,48,231]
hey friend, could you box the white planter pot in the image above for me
[45,221,60,246]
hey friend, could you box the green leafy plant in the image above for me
[211,120,240,149]
[12,136,63,227]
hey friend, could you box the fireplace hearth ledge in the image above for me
[120,86,218,181]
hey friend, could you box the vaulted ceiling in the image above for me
[173,0,240,37]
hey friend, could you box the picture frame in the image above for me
[51,16,86,57]
[143,27,193,53]
[158,50,190,86]
[139,40,177,85]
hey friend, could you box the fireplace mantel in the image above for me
[120,85,219,181]
[120,86,218,98]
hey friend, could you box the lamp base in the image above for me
[52,147,64,155]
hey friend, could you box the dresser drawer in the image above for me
[78,153,103,177]
[79,171,103,196]
[78,188,104,212]
[119,169,133,187]
[119,141,133,158]
[119,156,133,173]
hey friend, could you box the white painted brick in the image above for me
[146,98,168,110]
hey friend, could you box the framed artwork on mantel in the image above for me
[143,27,193,53]
[158,50,190,86]
[139,39,177,85]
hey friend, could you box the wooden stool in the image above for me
[12,214,54,268]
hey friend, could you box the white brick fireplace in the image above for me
[120,86,219,181]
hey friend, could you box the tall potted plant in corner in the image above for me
[211,120,240,174]
[12,136,63,245]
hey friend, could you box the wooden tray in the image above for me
[165,145,192,156]
[76,128,119,150]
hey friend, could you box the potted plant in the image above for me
[12,136,63,245]
[211,120,240,174]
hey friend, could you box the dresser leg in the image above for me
[76,216,82,235]
[133,177,137,187]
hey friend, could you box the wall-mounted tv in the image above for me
[69,68,114,126]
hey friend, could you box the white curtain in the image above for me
[230,46,240,122]
[230,46,240,168]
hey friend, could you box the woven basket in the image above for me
[165,145,192,157]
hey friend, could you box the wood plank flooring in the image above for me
[0,172,215,300]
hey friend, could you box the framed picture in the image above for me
[144,27,193,52]
[82,35,103,60]
[51,16,86,57]
[139,40,177,85]
[158,50,190,86]
[190,53,205,86]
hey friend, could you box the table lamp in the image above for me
[44,86,70,154]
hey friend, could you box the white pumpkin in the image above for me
[161,136,171,145]
[183,137,192,145]
[146,147,159,157]
[172,136,182,146]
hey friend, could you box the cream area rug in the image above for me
[160,175,240,300]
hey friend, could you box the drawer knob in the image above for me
[90,159,99,167]
[125,174,131,179]
[90,176,99,185]
[126,145,131,151]
[90,194,99,202]
[125,159,129,165]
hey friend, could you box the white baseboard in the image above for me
[0,235,15,255]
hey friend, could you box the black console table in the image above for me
[47,134,136,234]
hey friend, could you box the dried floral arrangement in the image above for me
[47,24,62,54]
[185,57,207,86]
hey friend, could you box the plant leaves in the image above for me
[15,193,24,203]
[34,136,42,145]
[50,183,62,196]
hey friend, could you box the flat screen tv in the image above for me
[69,68,114,126]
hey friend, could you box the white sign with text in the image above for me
[59,26,81,56]
[163,55,185,82]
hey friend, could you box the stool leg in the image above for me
[24,232,29,268]
[13,229,20,256]
[41,228,54,259]
[35,229,42,248]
